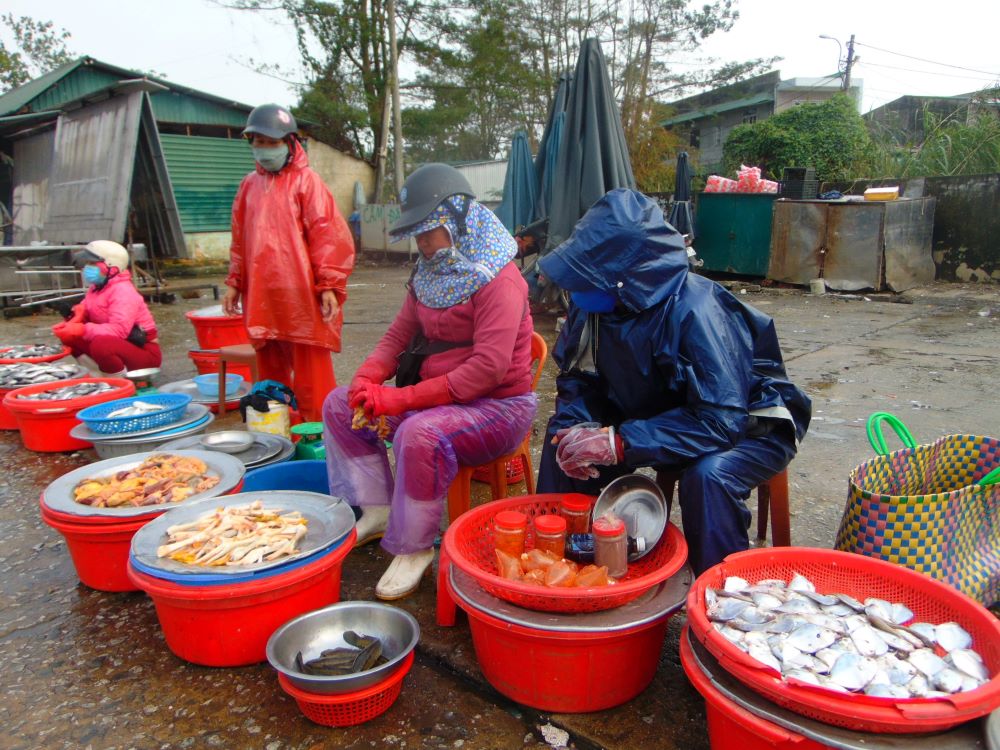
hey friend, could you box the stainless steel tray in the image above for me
[592,473,667,561]
[91,414,214,460]
[69,403,211,442]
[130,490,354,577]
[448,564,691,632]
[245,433,295,468]
[159,378,250,404]
[42,449,245,518]
[162,431,286,467]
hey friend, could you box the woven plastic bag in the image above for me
[836,433,1000,606]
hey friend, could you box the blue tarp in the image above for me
[496,131,537,233]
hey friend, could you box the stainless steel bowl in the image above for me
[592,473,668,561]
[267,601,420,695]
[90,416,214,460]
[199,430,255,454]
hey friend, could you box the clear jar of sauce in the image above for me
[493,510,528,557]
[593,515,628,578]
[559,495,592,535]
[532,514,567,558]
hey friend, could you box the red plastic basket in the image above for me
[687,547,1000,734]
[0,344,71,364]
[277,651,413,726]
[4,377,135,452]
[185,310,249,350]
[472,455,525,484]
[441,493,688,614]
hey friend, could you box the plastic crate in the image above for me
[76,393,192,435]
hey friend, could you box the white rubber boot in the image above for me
[375,549,435,600]
[354,505,389,547]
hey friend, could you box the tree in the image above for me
[723,94,873,182]
[0,14,73,93]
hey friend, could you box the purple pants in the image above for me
[322,386,537,554]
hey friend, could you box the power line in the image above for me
[855,42,999,77]
[857,60,999,83]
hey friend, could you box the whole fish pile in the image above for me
[295,631,389,676]
[74,453,220,507]
[156,499,308,566]
[106,400,166,418]
[707,574,991,698]
[0,344,65,360]
[0,363,83,388]
[18,381,116,401]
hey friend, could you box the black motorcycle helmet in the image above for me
[242,103,298,140]
[389,163,476,238]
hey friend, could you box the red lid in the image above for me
[533,514,567,534]
[494,510,528,530]
[559,495,591,513]
[592,516,626,536]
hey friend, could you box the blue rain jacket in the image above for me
[537,189,811,474]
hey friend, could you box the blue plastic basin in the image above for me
[243,459,329,494]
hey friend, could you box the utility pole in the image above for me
[843,34,857,92]
[388,0,404,195]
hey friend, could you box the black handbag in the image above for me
[395,332,472,387]
[126,324,148,347]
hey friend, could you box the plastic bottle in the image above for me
[493,510,528,557]
[532,514,567,558]
[592,515,628,578]
[565,533,646,565]
[559,495,591,535]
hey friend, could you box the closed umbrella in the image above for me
[496,131,538,234]
[534,73,571,224]
[667,151,694,240]
[545,38,635,252]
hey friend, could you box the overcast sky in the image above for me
[3,0,998,115]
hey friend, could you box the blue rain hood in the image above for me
[538,189,689,313]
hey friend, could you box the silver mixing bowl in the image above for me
[266,601,420,695]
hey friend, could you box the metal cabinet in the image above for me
[693,193,778,277]
[768,198,936,291]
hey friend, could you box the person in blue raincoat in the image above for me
[536,189,811,574]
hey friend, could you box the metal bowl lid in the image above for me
[130,490,354,577]
[592,473,667,560]
[449,564,691,632]
[42,448,245,518]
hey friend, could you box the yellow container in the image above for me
[864,186,899,201]
[246,401,291,438]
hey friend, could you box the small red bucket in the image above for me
[278,651,414,726]
[41,507,148,592]
[127,529,355,667]
[188,349,254,383]
[185,310,249,350]
[4,377,135,452]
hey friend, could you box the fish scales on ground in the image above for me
[707,573,990,698]
[295,632,388,676]
[18,382,116,401]
[0,363,81,388]
[0,344,65,359]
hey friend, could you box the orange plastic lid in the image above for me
[494,510,528,530]
[592,516,626,536]
[533,514,567,534]
[559,495,591,512]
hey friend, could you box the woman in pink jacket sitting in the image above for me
[52,241,162,376]
[322,164,537,600]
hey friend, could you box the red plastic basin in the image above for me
[0,344,71,364]
[452,581,673,712]
[41,508,149,592]
[127,528,356,667]
[185,311,249,350]
[4,377,135,451]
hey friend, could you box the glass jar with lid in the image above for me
[559,495,591,535]
[493,509,528,557]
[592,515,628,578]
[532,513,567,558]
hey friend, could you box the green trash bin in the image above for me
[693,193,777,276]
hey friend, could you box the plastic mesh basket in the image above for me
[76,393,192,435]
[442,494,688,614]
[472,455,525,484]
[686,547,1000,734]
[278,651,413,726]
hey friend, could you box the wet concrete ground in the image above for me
[1,259,999,749]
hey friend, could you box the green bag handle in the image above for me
[979,465,1000,487]
[866,412,917,456]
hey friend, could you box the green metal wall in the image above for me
[27,67,121,113]
[160,134,255,232]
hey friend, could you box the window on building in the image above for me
[742,108,757,124]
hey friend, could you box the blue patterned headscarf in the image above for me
[394,196,517,309]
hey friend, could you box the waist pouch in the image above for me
[395,332,472,387]
[126,324,148,347]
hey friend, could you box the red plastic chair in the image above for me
[445,331,548,524]
[654,467,791,547]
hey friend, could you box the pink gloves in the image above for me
[349,375,452,419]
[555,423,625,480]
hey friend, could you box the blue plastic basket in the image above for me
[76,393,192,435]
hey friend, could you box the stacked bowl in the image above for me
[40,449,246,591]
[126,490,356,667]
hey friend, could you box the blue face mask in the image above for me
[251,143,289,172]
[82,265,105,286]
[571,289,618,313]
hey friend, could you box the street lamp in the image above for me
[818,34,856,92]
[819,34,843,74]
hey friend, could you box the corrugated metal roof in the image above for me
[160,134,254,232]
[0,58,86,116]
[150,91,248,127]
[661,93,774,126]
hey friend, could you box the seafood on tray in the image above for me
[17,381,116,401]
[156,499,308,567]
[106,400,166,418]
[352,406,390,440]
[73,453,220,508]
[0,362,81,388]
[707,573,991,698]
[295,630,389,676]
[0,344,65,359]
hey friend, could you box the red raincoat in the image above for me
[226,140,355,351]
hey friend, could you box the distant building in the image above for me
[661,71,863,171]
[864,93,996,144]
[452,159,508,209]
[0,56,373,259]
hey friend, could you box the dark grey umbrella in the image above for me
[534,73,571,224]
[668,151,694,240]
[545,38,635,252]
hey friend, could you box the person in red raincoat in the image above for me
[223,103,355,421]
